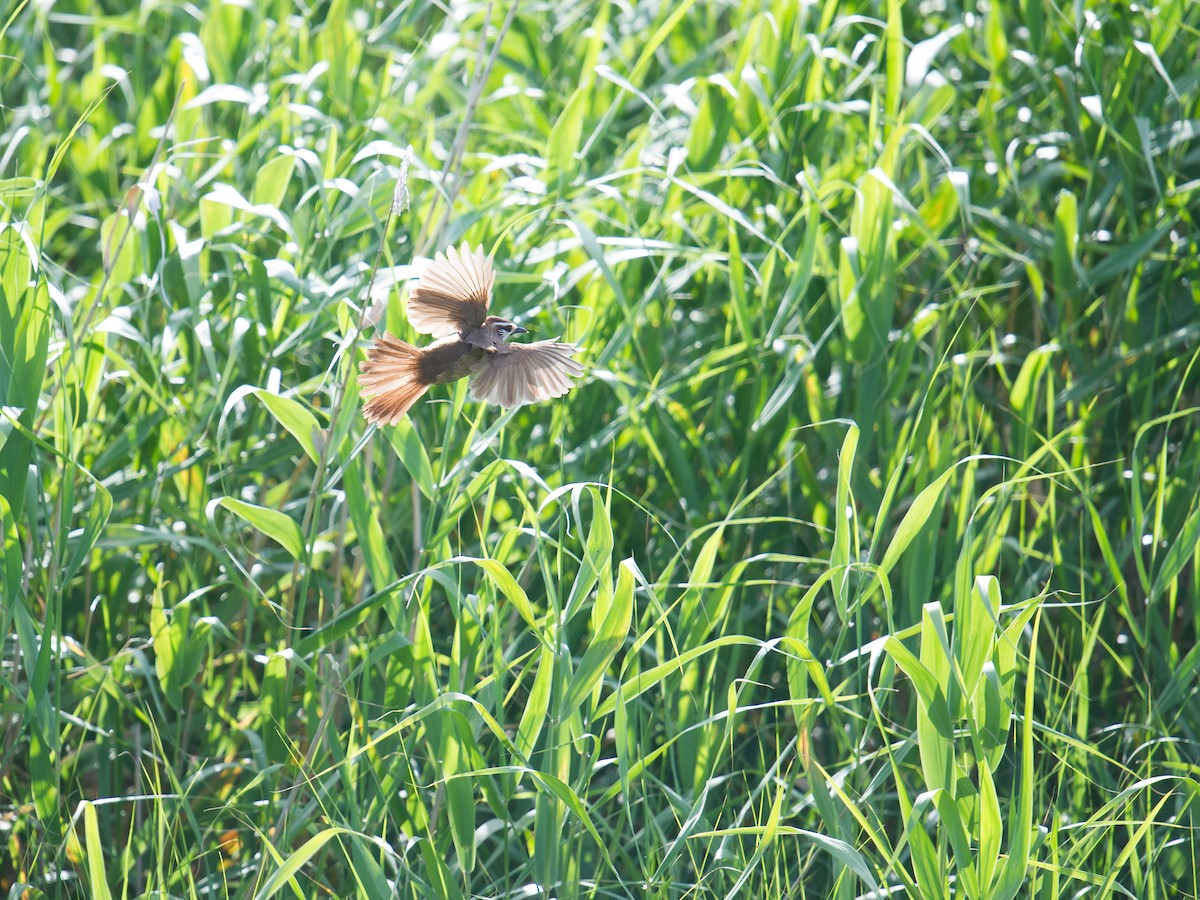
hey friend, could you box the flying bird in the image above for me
[359,243,584,424]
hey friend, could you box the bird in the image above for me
[358,243,584,424]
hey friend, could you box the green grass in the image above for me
[2,0,1200,896]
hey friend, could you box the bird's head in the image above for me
[483,316,528,344]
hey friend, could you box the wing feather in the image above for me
[468,340,584,408]
[406,242,494,337]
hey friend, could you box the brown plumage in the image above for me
[359,243,585,425]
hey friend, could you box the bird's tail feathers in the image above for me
[359,334,430,424]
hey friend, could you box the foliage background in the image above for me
[2,0,1199,896]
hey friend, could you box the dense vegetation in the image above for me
[2,0,1199,896]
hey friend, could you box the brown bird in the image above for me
[359,243,584,424]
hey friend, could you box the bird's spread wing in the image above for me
[468,341,584,408]
[406,242,494,337]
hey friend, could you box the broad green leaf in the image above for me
[151,587,209,709]
[957,575,1000,704]
[516,645,555,759]
[558,557,634,718]
[918,603,955,794]
[343,456,396,592]
[678,523,726,646]
[1052,189,1079,312]
[253,389,322,464]
[975,663,1011,772]
[81,801,113,900]
[208,496,305,559]
[458,557,547,647]
[0,235,51,520]
[906,792,948,900]
[595,636,759,719]
[1149,498,1200,604]
[933,789,978,896]
[878,464,954,577]
[252,152,297,208]
[785,568,840,702]
[385,419,436,501]
[886,0,903,120]
[260,649,289,763]
[546,84,588,184]
[567,485,614,620]
[443,711,477,874]
[993,611,1040,900]
[832,423,859,618]
[977,757,1002,893]
[254,829,351,900]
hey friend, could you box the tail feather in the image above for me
[359,334,431,424]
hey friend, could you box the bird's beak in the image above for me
[511,325,529,336]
